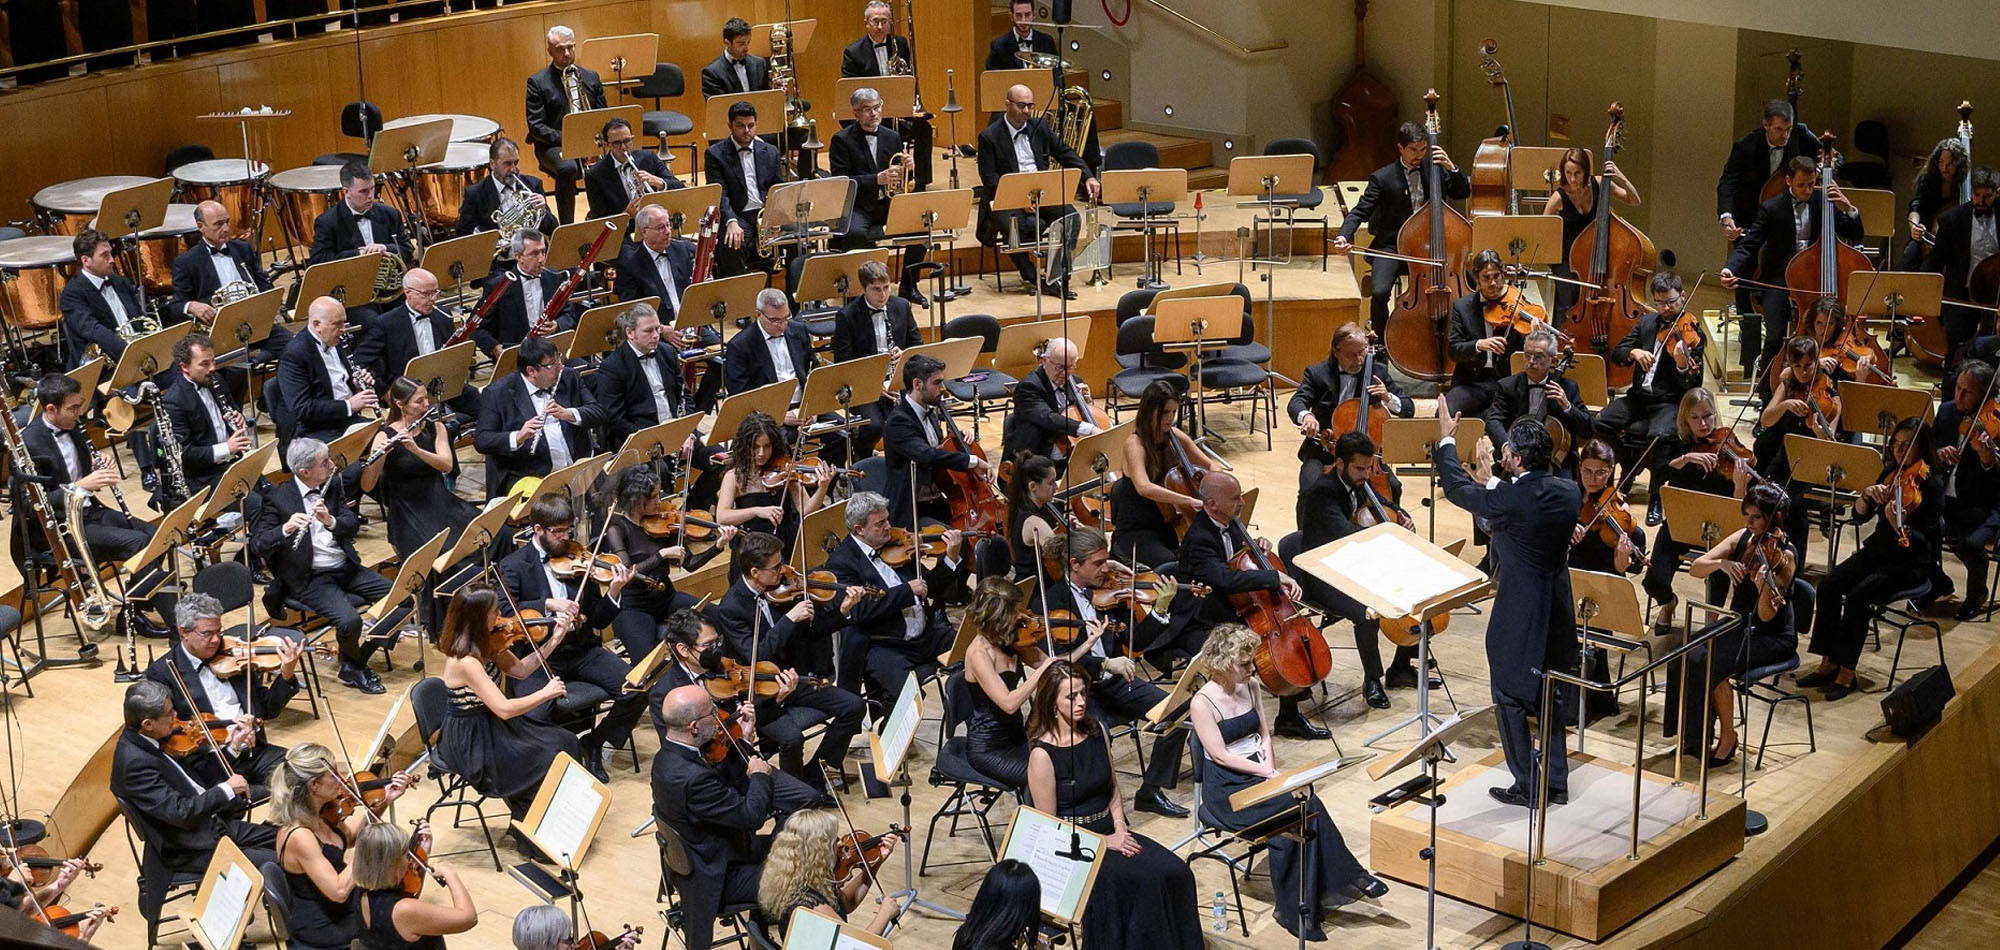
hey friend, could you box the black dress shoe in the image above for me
[1134,785,1189,818]
[338,663,386,695]
[141,471,160,495]
[583,746,611,783]
[1352,873,1389,899]
[1822,679,1857,701]
[1488,785,1531,808]
[1042,282,1078,300]
[1383,665,1418,690]
[1273,716,1331,741]
[1645,494,1664,527]
[1794,668,1837,689]
[1957,600,1988,622]
[901,288,930,308]
[1362,678,1391,709]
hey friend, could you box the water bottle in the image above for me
[1211,890,1227,931]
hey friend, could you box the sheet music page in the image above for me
[879,673,921,777]
[1003,810,1099,920]
[1313,533,1466,617]
[534,760,604,865]
[832,932,880,950]
[195,865,250,950]
[784,908,840,950]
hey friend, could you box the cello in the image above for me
[933,404,1006,539]
[1323,0,1399,184]
[1757,50,1806,205]
[1782,132,1872,335]
[1469,39,1519,217]
[1382,91,1472,383]
[1566,103,1656,387]
[1223,519,1332,697]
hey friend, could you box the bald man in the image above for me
[976,82,1098,299]
[277,296,378,446]
[650,682,781,950]
[353,268,484,416]
[170,200,291,361]
[1003,336,1101,461]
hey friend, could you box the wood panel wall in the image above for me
[0,0,980,222]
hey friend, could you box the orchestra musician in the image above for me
[1922,164,1998,373]
[757,809,901,938]
[711,532,867,789]
[1720,155,1862,395]
[0,864,108,942]
[456,137,558,271]
[1931,360,2000,620]
[1331,123,1471,337]
[358,376,478,561]
[525,25,607,224]
[724,288,815,407]
[515,903,641,950]
[823,491,962,699]
[962,576,1051,788]
[58,228,148,369]
[617,205,695,317]
[253,437,395,695]
[1800,298,1880,384]
[956,862,1042,950]
[1541,147,1639,324]
[976,83,1100,300]
[278,297,379,446]
[1596,270,1706,525]
[585,116,683,222]
[1434,401,1581,807]
[1716,99,1821,379]
[351,820,478,947]
[700,17,772,96]
[472,335,601,498]
[482,229,582,348]
[1002,453,1064,580]
[170,200,291,361]
[1443,249,1522,417]
[984,0,1102,173]
[270,743,417,950]
[593,303,712,472]
[1484,327,1593,468]
[1754,335,1839,555]
[156,333,251,508]
[599,467,716,659]
[1900,137,1967,270]
[353,268,483,418]
[434,581,582,828]
[1003,336,1103,464]
[1571,438,1643,722]
[717,412,834,573]
[309,162,412,330]
[1682,483,1797,765]
[832,260,922,365]
[1298,432,1420,710]
[23,374,156,566]
[1803,418,1942,701]
[650,682,783,950]
[143,592,302,789]
[496,492,644,783]
[830,86,932,306]
[1112,379,1212,570]
[884,353,993,532]
[704,101,784,277]
[1291,321,1410,490]
[841,1,934,192]
[1642,389,1753,648]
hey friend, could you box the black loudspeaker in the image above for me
[1050,0,1073,24]
[1881,665,1954,739]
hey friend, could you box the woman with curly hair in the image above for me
[755,808,900,936]
[1901,136,1969,269]
[1111,379,1211,567]
[717,410,834,576]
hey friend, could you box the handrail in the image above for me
[1548,607,1744,693]
[1136,0,1286,56]
[0,0,452,81]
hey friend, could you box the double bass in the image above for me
[1323,0,1399,184]
[1909,102,1977,368]
[1383,91,1472,383]
[1468,39,1519,217]
[1223,520,1332,697]
[1782,132,1873,335]
[1566,103,1655,387]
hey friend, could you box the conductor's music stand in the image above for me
[1364,704,1497,950]
[1100,168,1187,291]
[1153,294,1245,443]
[1847,270,1943,381]
[1837,380,1934,444]
[1784,433,1884,568]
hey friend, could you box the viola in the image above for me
[401,836,439,898]
[1694,427,1759,484]
[638,500,721,543]
[0,846,99,887]
[488,606,558,658]
[835,824,908,879]
[1088,566,1209,616]
[1881,457,1929,548]
[699,658,831,701]
[32,902,116,938]
[162,712,234,758]
[575,925,644,950]
[1578,485,1650,568]
[205,634,332,678]
[766,566,885,604]
[1797,372,1841,440]
[876,525,995,567]
[1012,610,1124,654]
[703,707,754,764]
[548,540,663,591]
[1566,103,1656,387]
[318,764,421,827]
[1224,523,1332,697]
[1481,285,1556,338]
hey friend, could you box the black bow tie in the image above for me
[874,41,889,49]
[208,244,231,256]
[1976,207,1994,220]
[738,145,753,155]
[870,307,886,318]
[728,58,744,67]
[1013,126,1029,138]
[533,388,552,399]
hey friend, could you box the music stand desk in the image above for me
[796,247,891,303]
[559,107,644,165]
[421,231,500,295]
[609,414,704,475]
[799,352,892,421]
[571,298,655,362]
[404,341,478,403]
[1839,381,1934,443]
[295,253,386,311]
[1471,214,1565,266]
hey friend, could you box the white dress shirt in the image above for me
[318,340,353,401]
[511,383,575,469]
[1005,118,1038,173]
[857,537,925,641]
[634,343,678,420]
[204,241,243,285]
[296,479,345,570]
[197,385,231,463]
[350,202,376,247]
[1972,209,1998,272]
[653,248,684,314]
[83,271,133,332]
[183,643,246,720]
[522,274,546,324]
[737,143,765,212]
[410,308,437,355]
[874,40,890,76]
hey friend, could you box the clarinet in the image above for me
[90,451,134,519]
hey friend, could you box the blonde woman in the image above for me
[756,808,900,936]
[271,742,415,950]
[349,821,475,949]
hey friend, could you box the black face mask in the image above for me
[697,644,725,673]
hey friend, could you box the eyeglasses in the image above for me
[1523,351,1554,363]
[408,288,439,298]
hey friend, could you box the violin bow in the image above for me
[1582,436,1661,532]
[1953,358,2000,456]
[158,657,240,778]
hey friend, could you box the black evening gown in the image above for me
[280,826,355,949]
[967,668,1031,788]
[1035,733,1201,950]
[375,426,477,559]
[726,479,799,580]
[1197,704,1368,942]
[437,666,581,814]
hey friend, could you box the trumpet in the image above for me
[894,142,918,196]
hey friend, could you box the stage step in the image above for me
[1091,96,1122,131]
[1187,166,1230,190]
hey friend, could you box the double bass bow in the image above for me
[1381,90,1472,383]
[1566,102,1656,387]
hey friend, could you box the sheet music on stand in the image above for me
[998,806,1105,926]
[189,836,259,950]
[511,753,610,870]
[783,907,894,950]
[868,672,924,780]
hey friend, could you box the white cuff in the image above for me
[509,432,523,451]
[212,445,230,463]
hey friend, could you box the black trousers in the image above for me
[1943,503,2000,602]
[1941,301,1988,374]
[1364,256,1406,338]
[848,621,952,702]
[291,560,392,666]
[1444,380,1497,419]
[756,682,865,780]
[533,144,584,224]
[1090,673,1185,789]
[517,643,644,749]
[1494,675,1569,797]
[1752,287,1794,394]
[716,211,774,277]
[1809,542,1922,670]
[1734,285,1761,374]
[1594,392,1680,478]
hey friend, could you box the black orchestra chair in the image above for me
[0,586,32,700]
[1115,287,1159,327]
[1107,316,1189,420]
[409,676,505,871]
[1866,577,1947,691]
[942,313,1012,441]
[634,63,700,173]
[1729,577,1817,770]
[1185,740,1289,938]
[654,823,763,950]
[193,559,328,719]
[1255,137,1331,271]
[851,454,889,498]
[1216,282,1272,368]
[116,797,204,948]
[257,860,306,950]
[1103,140,1183,277]
[921,669,1020,875]
[315,101,382,167]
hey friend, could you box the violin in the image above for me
[1880,456,1929,548]
[638,500,721,543]
[760,463,865,489]
[548,540,664,591]
[401,835,441,898]
[1011,610,1125,654]
[699,658,831,701]
[1482,285,1556,339]
[1088,565,1209,617]
[765,566,885,604]
[876,525,996,568]
[317,761,423,827]
[1647,309,1702,386]
[703,706,755,764]
[487,606,562,658]
[32,902,116,938]
[1224,524,1332,697]
[835,824,909,879]
[204,634,331,678]
[0,846,99,887]
[575,924,644,950]
[1577,485,1650,568]
[161,712,234,758]
[1796,372,1841,440]
[1694,427,1759,484]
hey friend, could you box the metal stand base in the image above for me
[892,783,965,921]
[1744,808,1768,836]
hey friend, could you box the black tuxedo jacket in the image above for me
[585,149,682,221]
[1483,372,1593,457]
[110,727,250,918]
[1924,201,1994,299]
[616,239,697,318]
[1002,366,1088,462]
[709,579,806,667]
[355,303,461,384]
[842,34,913,77]
[1298,466,1406,550]
[169,238,272,324]
[986,29,1056,71]
[1936,400,2000,510]
[1715,124,1821,225]
[1725,189,1865,282]
[1610,311,1706,401]
[145,644,300,723]
[1337,159,1473,248]
[699,52,772,97]
[473,368,602,497]
[1177,515,1281,626]
[1287,357,1412,464]
[483,268,576,349]
[821,535,928,645]
[21,416,95,495]
[976,115,1086,191]
[308,200,411,266]
[250,474,361,596]
[829,121,906,225]
[649,740,771,950]
[58,271,144,368]
[882,394,973,527]
[276,330,363,441]
[1446,291,1522,387]
[526,63,608,149]
[496,539,620,662]
[703,137,784,228]
[594,341,691,447]
[456,173,558,241]
[724,319,816,395]
[159,374,241,491]
[830,295,921,363]
[1031,578,1189,668]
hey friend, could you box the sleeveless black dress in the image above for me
[726,471,799,580]
[355,889,444,949]
[1552,188,1596,325]
[1034,733,1201,950]
[966,667,1030,788]
[1110,473,1179,570]
[436,664,581,814]
[1006,500,1066,580]
[375,425,478,560]
[280,825,355,949]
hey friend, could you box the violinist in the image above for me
[144,593,301,789]
[1755,336,1842,553]
[1720,155,1862,396]
[1111,379,1214,568]
[435,583,580,839]
[1804,417,1942,701]
[109,680,278,930]
[963,577,1056,788]
[600,466,717,659]
[757,808,901,937]
[1332,121,1471,337]
[1036,528,1190,816]
[1026,661,1203,950]
[1178,472,1327,741]
[1189,625,1385,941]
[1715,99,1821,378]
[1542,146,1640,324]
[350,820,475,949]
[0,864,108,942]
[824,491,961,699]
[271,743,417,950]
[1483,328,1593,470]
[1291,321,1410,489]
[1444,249,1523,417]
[884,353,994,532]
[1299,432,1419,709]
[496,493,642,783]
[1571,439,1644,722]
[1932,360,2000,620]
[515,904,641,950]
[1598,270,1706,517]
[1922,165,1999,372]
[651,684,783,950]
[1004,337,1104,463]
[1642,389,1754,645]
[1684,484,1798,766]
[1435,401,1581,807]
[715,532,868,789]
[1901,137,1968,270]
[1797,297,1883,385]
[718,410,835,576]
[1003,453,1068,580]
[359,375,477,561]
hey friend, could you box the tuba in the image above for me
[1041,86,1094,156]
